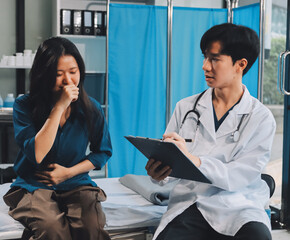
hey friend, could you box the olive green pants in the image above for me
[3,185,111,240]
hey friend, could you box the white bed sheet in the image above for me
[0,178,167,239]
[0,183,23,239]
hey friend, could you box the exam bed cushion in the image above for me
[119,174,178,206]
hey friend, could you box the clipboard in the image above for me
[125,136,211,184]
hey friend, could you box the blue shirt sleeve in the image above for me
[85,98,112,169]
[13,95,38,166]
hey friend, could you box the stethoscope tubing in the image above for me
[180,89,247,142]
[180,90,207,129]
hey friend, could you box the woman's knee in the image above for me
[78,188,107,228]
[30,216,71,240]
[64,187,109,239]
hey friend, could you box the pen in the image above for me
[160,138,193,142]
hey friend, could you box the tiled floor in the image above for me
[272,229,290,240]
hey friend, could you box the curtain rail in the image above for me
[105,0,110,178]
[258,0,265,102]
[166,0,173,125]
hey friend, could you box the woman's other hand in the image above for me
[35,163,71,186]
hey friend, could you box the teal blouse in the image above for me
[11,94,112,192]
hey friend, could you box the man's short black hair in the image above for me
[200,23,260,75]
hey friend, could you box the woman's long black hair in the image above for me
[29,37,100,139]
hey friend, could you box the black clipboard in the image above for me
[125,136,211,184]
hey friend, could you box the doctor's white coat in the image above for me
[153,86,276,239]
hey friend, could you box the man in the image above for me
[146,23,275,240]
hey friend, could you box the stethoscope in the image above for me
[179,90,247,142]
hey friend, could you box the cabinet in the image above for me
[52,0,108,115]
[0,110,17,183]
[0,1,25,182]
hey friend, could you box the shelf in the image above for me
[86,70,105,74]
[0,112,13,123]
[0,164,14,170]
[0,65,31,69]
[0,68,105,73]
[56,0,107,11]
[58,34,106,39]
[52,0,107,37]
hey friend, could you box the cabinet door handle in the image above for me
[278,50,290,95]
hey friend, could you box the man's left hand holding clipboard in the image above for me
[125,133,211,184]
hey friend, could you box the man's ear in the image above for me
[237,58,248,73]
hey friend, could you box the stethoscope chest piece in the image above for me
[232,130,240,142]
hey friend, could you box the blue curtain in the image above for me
[108,4,167,177]
[171,7,227,111]
[107,4,260,178]
[233,3,260,98]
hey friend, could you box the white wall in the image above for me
[239,0,287,8]
[24,0,52,93]
[25,0,52,52]
[0,0,52,98]
[154,0,224,7]
[0,1,16,98]
[238,0,259,6]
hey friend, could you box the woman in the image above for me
[3,37,112,240]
